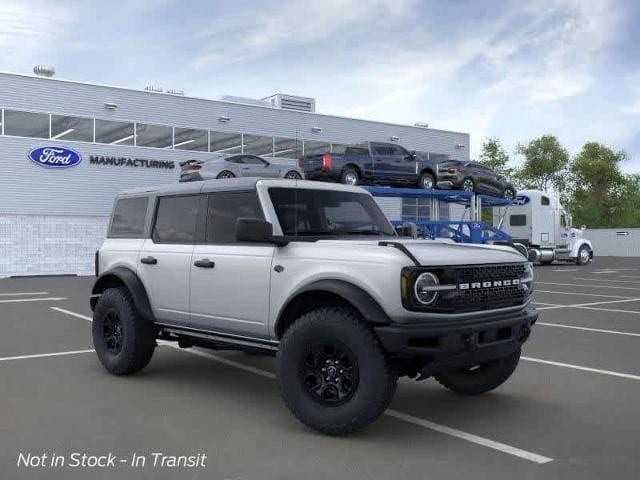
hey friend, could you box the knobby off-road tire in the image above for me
[276,307,397,436]
[92,287,156,376]
[434,349,521,395]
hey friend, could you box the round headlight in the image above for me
[414,272,440,305]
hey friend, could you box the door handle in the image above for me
[194,259,215,268]
[140,256,157,265]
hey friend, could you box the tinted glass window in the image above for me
[174,127,208,151]
[345,146,369,156]
[372,144,391,155]
[153,195,200,244]
[4,110,49,138]
[541,196,550,206]
[243,134,274,156]
[268,188,395,237]
[95,119,134,145]
[136,123,173,149]
[388,145,409,156]
[206,191,264,244]
[331,144,348,154]
[109,197,149,238]
[210,131,242,154]
[225,156,243,164]
[51,115,94,142]
[510,214,527,226]
[242,155,266,165]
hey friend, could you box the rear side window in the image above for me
[345,146,369,156]
[541,196,550,206]
[153,195,201,244]
[510,214,527,226]
[206,191,264,244]
[109,197,148,238]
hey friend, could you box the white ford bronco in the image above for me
[91,178,538,435]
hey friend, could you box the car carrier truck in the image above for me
[493,189,593,265]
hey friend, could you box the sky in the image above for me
[1,0,639,172]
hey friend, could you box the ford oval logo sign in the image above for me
[28,146,82,169]
[513,195,530,205]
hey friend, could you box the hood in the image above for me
[315,238,526,266]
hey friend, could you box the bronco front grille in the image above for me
[403,263,531,313]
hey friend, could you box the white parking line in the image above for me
[575,306,640,315]
[51,307,92,321]
[536,290,632,299]
[0,291,49,296]
[537,281,640,291]
[0,297,66,304]
[522,357,640,381]
[0,349,94,362]
[535,298,640,310]
[551,268,576,272]
[49,307,552,464]
[537,322,640,338]
[167,344,552,464]
[573,277,640,284]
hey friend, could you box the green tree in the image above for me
[567,142,639,227]
[478,137,512,176]
[515,135,569,193]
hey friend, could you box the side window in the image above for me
[152,195,201,244]
[541,196,550,206]
[372,144,390,155]
[206,191,264,244]
[560,215,567,228]
[242,156,267,165]
[510,214,527,226]
[226,156,243,164]
[109,197,149,238]
[388,145,409,157]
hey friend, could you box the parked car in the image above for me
[179,154,304,182]
[91,178,537,436]
[436,160,516,199]
[298,141,439,189]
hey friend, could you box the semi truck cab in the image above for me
[494,189,593,265]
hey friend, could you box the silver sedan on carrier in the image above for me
[179,154,304,182]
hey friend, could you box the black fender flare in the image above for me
[90,267,155,322]
[275,279,391,337]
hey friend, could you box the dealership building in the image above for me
[0,70,470,277]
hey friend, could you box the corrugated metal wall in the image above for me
[585,228,640,257]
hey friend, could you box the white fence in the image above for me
[585,228,640,257]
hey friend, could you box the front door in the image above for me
[189,190,274,339]
[238,155,275,177]
[137,194,203,325]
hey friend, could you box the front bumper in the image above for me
[375,307,537,367]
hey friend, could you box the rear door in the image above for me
[370,143,394,181]
[189,190,274,339]
[137,194,204,325]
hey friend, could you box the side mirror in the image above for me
[235,218,288,246]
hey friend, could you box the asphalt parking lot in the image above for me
[1,257,640,480]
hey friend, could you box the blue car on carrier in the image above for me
[298,141,440,189]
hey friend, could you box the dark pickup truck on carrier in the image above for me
[298,141,440,189]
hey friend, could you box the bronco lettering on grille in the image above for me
[458,279,520,290]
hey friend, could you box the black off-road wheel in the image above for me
[276,307,397,436]
[434,349,521,395]
[339,167,360,186]
[92,287,156,376]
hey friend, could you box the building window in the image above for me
[174,127,208,151]
[243,134,274,156]
[210,131,242,154]
[136,123,173,149]
[303,140,330,156]
[95,119,135,145]
[402,198,431,222]
[3,110,49,138]
[273,137,300,158]
[51,115,94,142]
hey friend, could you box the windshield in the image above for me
[268,188,396,237]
